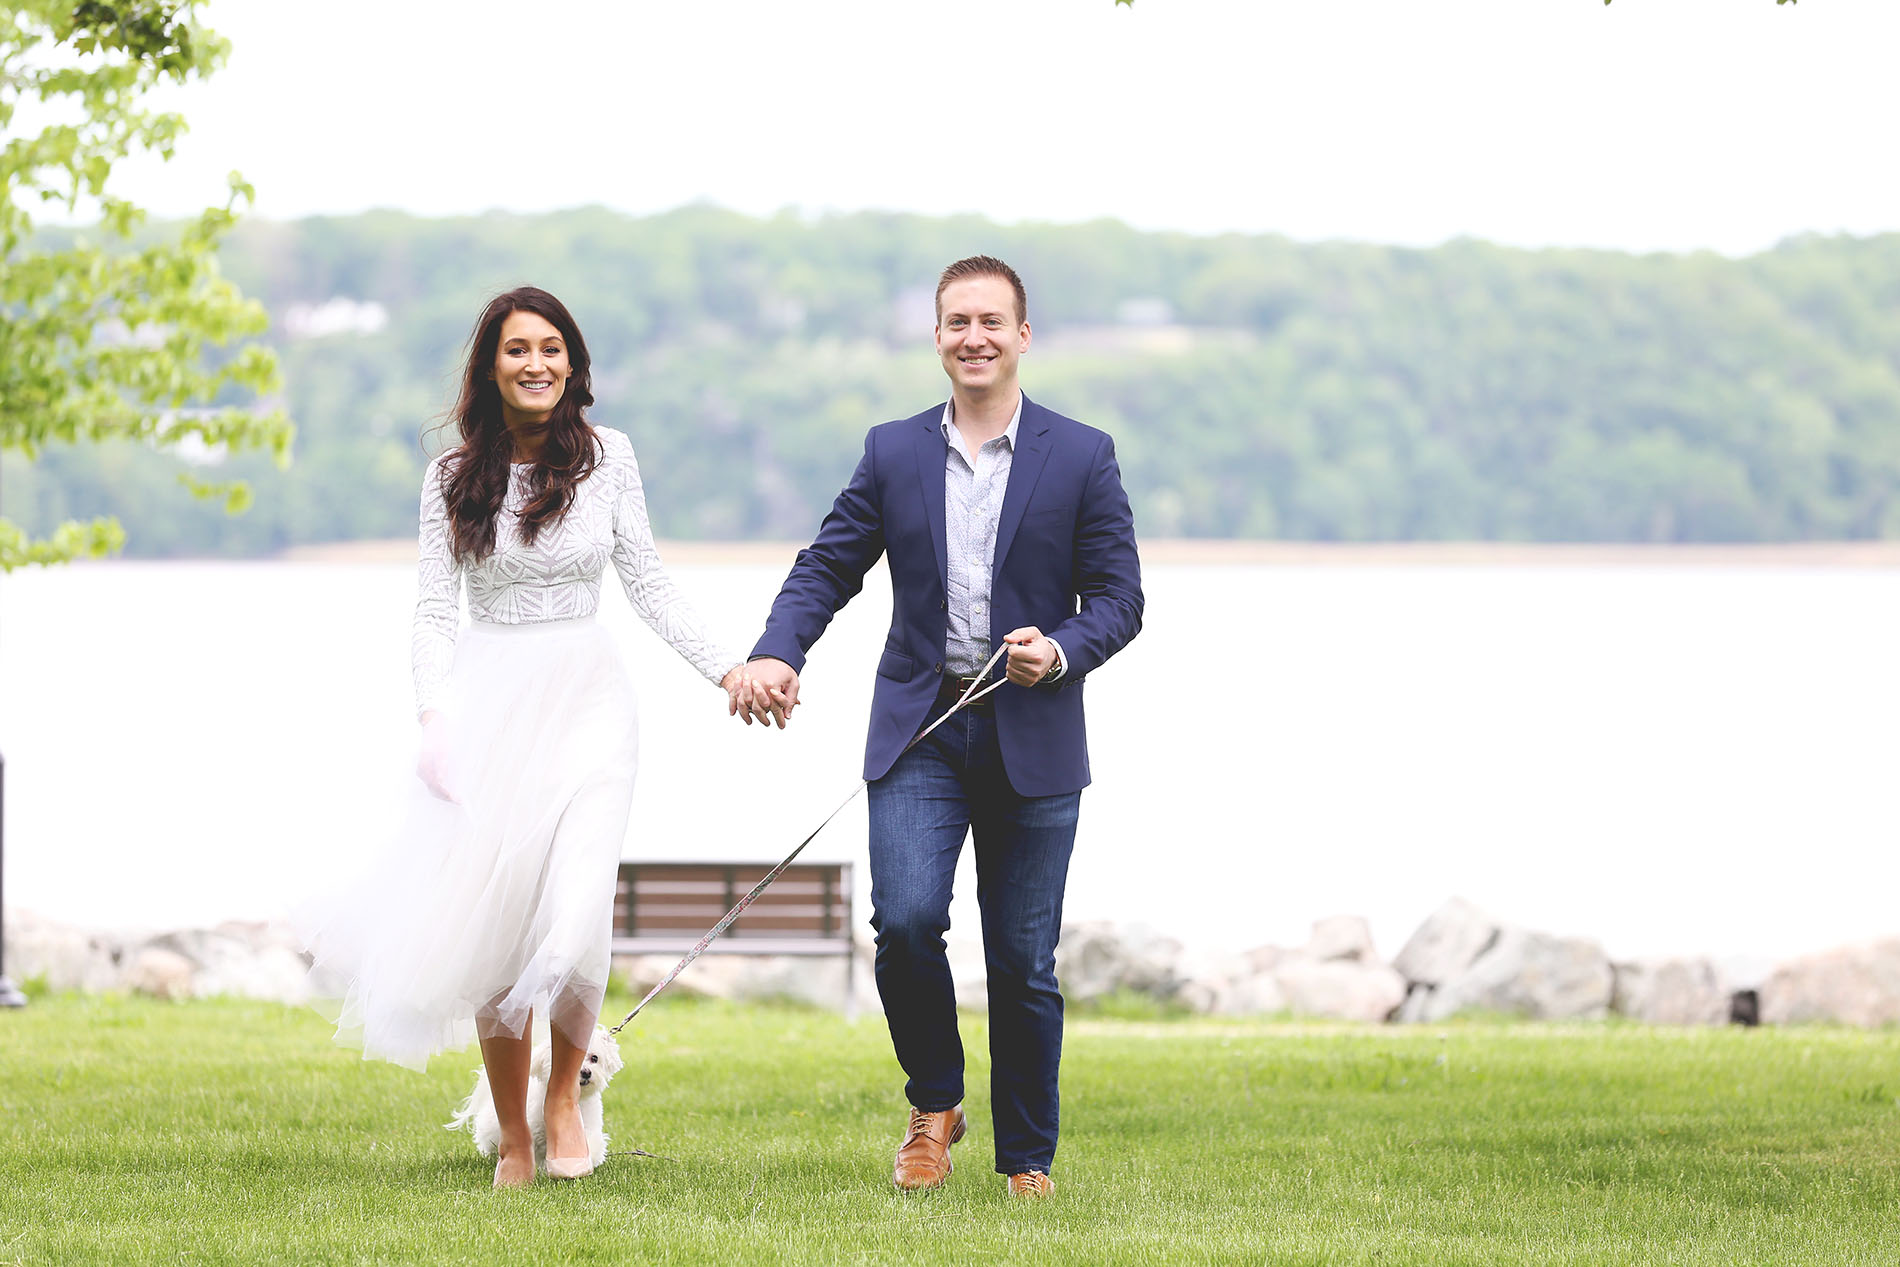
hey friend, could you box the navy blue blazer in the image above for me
[751,395,1144,797]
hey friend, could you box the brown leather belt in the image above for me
[938,675,993,708]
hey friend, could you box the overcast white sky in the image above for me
[104,0,1899,255]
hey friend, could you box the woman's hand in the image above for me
[417,711,457,801]
[724,662,795,729]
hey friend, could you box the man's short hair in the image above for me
[935,256,1028,326]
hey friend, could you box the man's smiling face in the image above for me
[936,275,1029,396]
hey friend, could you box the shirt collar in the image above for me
[940,392,1023,454]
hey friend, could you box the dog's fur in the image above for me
[446,1025,624,1172]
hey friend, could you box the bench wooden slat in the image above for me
[609,936,852,957]
[638,888,832,896]
[630,907,839,926]
[614,861,852,948]
[627,916,838,935]
[633,886,832,904]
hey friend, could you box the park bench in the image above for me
[610,861,856,1014]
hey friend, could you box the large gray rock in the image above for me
[1611,958,1729,1025]
[1243,944,1285,976]
[2,911,126,992]
[5,913,320,1004]
[1393,898,1502,987]
[1759,939,1900,1028]
[143,923,312,1005]
[124,947,195,1001]
[1394,982,1435,1024]
[1056,921,1185,1001]
[1067,918,1404,1020]
[1273,955,1407,1022]
[1423,927,1614,1021]
[613,941,873,1015]
[1205,972,1289,1017]
[617,952,746,1001]
[1303,915,1379,964]
[1173,950,1284,1016]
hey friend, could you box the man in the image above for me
[737,256,1144,1197]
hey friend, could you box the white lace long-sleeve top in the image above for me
[411,426,741,716]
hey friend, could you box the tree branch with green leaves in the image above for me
[0,0,290,570]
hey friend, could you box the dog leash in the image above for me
[607,643,1012,1036]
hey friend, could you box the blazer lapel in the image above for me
[993,396,1052,573]
[915,409,949,593]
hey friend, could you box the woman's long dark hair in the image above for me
[437,287,601,564]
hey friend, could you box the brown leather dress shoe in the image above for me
[1006,1171,1054,1198]
[893,1105,966,1191]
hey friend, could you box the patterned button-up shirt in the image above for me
[939,398,1019,676]
[939,396,1066,681]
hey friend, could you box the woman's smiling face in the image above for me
[491,309,571,426]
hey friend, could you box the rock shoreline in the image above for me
[6,899,1897,1028]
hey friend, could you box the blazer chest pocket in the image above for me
[877,648,914,682]
[1022,504,1075,525]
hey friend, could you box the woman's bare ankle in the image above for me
[543,1091,584,1157]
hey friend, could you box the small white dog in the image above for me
[447,1025,624,1172]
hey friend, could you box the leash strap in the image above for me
[609,644,1010,1034]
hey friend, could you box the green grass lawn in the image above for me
[1,990,1896,1265]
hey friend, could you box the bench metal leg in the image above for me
[0,754,26,1010]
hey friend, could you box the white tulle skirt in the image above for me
[296,616,638,1071]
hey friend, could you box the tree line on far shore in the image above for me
[7,206,1898,555]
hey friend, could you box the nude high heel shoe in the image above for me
[544,1093,593,1179]
[493,1151,535,1189]
[544,1154,594,1181]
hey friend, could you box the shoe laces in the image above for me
[1010,1171,1050,1196]
[906,1107,935,1143]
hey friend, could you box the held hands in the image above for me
[1004,626,1058,687]
[723,659,800,729]
[722,635,1045,728]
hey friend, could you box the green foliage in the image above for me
[0,0,290,570]
[3,995,1899,1264]
[8,206,1900,554]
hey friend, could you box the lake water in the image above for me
[2,553,1895,981]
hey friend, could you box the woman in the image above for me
[299,287,767,1188]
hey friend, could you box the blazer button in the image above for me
[939,599,947,611]
[933,662,944,674]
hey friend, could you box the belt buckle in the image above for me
[945,674,991,707]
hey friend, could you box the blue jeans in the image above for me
[866,702,1081,1176]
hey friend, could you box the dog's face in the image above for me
[576,1027,623,1095]
[528,1026,624,1096]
